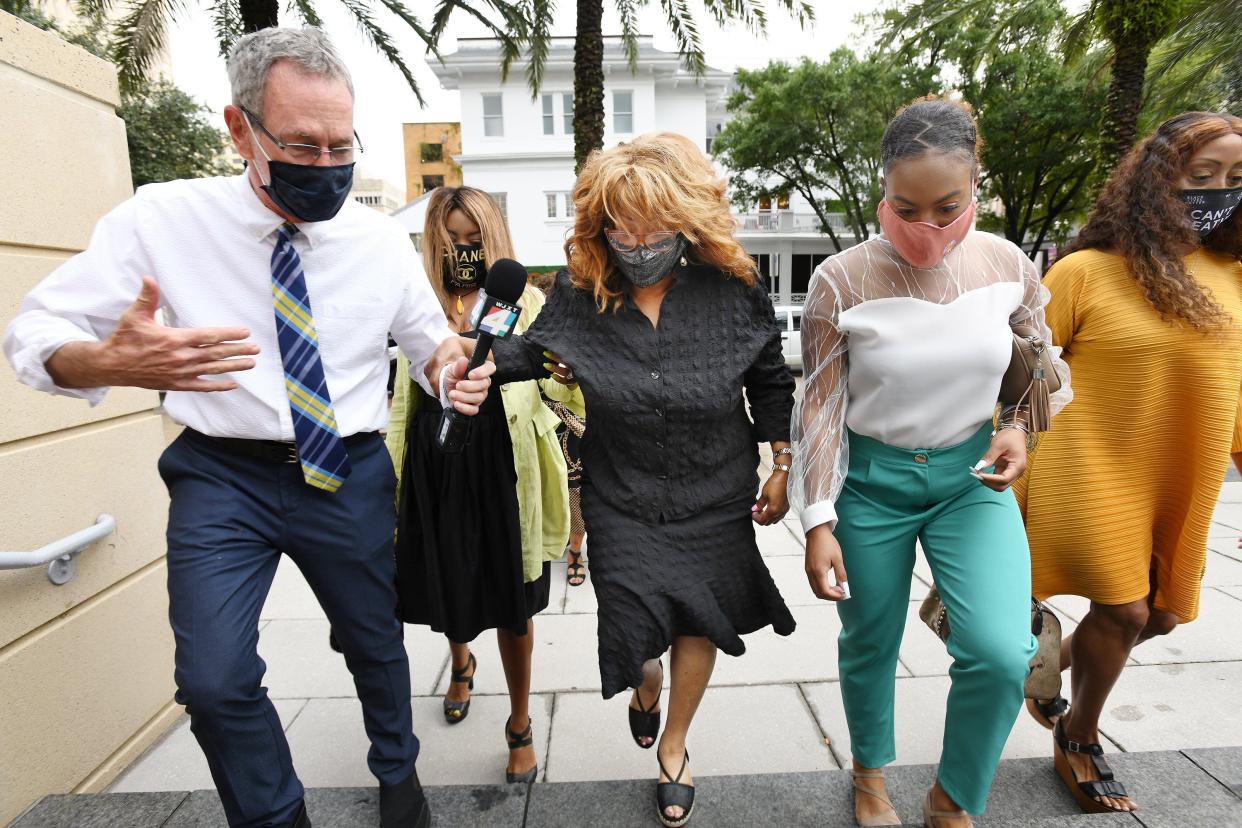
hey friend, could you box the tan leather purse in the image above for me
[999,324,1062,433]
[919,586,1063,700]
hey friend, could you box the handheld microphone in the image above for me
[436,258,528,453]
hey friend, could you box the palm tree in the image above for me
[87,0,527,100]
[491,0,814,174]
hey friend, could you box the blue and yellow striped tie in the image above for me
[271,224,351,492]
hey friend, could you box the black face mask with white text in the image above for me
[1181,188,1242,237]
[443,243,485,291]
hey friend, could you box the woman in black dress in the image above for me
[494,132,796,826]
[387,187,580,784]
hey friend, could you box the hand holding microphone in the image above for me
[436,258,528,452]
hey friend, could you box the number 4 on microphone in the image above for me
[479,300,520,338]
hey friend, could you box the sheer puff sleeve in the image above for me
[1012,250,1073,417]
[789,261,849,532]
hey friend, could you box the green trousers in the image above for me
[834,424,1037,815]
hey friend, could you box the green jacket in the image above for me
[385,285,585,582]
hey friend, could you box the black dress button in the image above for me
[650,370,661,380]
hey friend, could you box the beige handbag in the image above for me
[919,586,1063,700]
[999,324,1062,433]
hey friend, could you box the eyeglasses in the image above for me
[604,229,679,254]
[241,108,363,165]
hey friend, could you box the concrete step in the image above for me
[10,750,1241,827]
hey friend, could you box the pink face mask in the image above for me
[877,197,977,268]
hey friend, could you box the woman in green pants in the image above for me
[792,98,1072,827]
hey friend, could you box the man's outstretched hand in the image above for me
[46,276,259,391]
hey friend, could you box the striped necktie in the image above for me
[270,224,352,492]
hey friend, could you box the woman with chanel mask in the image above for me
[386,186,582,783]
[792,98,1072,828]
[492,132,796,826]
[1015,111,1242,814]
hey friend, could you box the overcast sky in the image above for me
[166,0,881,196]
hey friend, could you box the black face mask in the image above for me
[443,243,485,291]
[1181,188,1242,237]
[260,159,355,223]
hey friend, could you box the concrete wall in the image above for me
[0,13,179,826]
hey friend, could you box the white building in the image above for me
[400,36,730,268]
[394,35,850,302]
[350,176,405,215]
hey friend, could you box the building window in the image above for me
[419,142,442,163]
[542,94,555,135]
[422,175,444,193]
[563,193,575,218]
[546,193,558,218]
[563,93,574,134]
[482,93,504,137]
[613,90,633,133]
[489,192,508,219]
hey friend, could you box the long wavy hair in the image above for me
[567,131,757,312]
[422,186,517,314]
[1069,111,1242,332]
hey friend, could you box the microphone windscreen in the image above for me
[484,258,528,304]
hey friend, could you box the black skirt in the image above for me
[582,483,796,699]
[394,386,550,642]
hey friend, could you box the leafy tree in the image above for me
[886,0,1209,172]
[712,52,935,251]
[119,80,236,188]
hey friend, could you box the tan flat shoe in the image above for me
[923,789,972,827]
[851,769,901,826]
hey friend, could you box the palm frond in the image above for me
[372,0,440,62]
[616,0,641,72]
[211,0,243,58]
[337,0,423,105]
[111,0,187,92]
[1060,0,1100,64]
[1147,0,1239,90]
[660,0,705,77]
[429,0,528,82]
[287,0,325,28]
[73,0,114,23]
[523,0,554,96]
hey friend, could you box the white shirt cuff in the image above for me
[799,500,838,533]
[10,333,108,405]
[437,363,453,408]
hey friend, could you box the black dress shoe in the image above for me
[291,802,312,828]
[380,769,431,828]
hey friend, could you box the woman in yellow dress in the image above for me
[1016,111,1242,813]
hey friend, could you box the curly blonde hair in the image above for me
[567,132,756,311]
[422,186,517,314]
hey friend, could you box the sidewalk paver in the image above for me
[543,683,834,783]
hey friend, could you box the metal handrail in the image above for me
[1,514,116,585]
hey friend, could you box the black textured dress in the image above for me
[493,265,797,697]
[394,353,551,643]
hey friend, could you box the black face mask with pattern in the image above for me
[443,243,485,291]
[1181,188,1242,237]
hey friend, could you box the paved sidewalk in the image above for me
[78,479,1242,825]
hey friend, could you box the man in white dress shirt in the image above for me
[3,28,489,828]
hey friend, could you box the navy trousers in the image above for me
[159,430,417,828]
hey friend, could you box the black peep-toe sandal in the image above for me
[442,652,475,725]
[1053,720,1132,813]
[628,660,663,749]
[656,749,695,827]
[504,716,539,784]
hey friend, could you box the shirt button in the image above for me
[914,453,928,464]
[650,370,661,380]
[508,414,517,425]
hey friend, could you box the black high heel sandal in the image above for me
[442,652,475,725]
[504,716,539,784]
[628,660,663,749]
[656,749,695,827]
[566,546,587,587]
[1053,719,1132,813]
[1026,694,1069,730]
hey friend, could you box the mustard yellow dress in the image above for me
[1016,247,1242,623]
